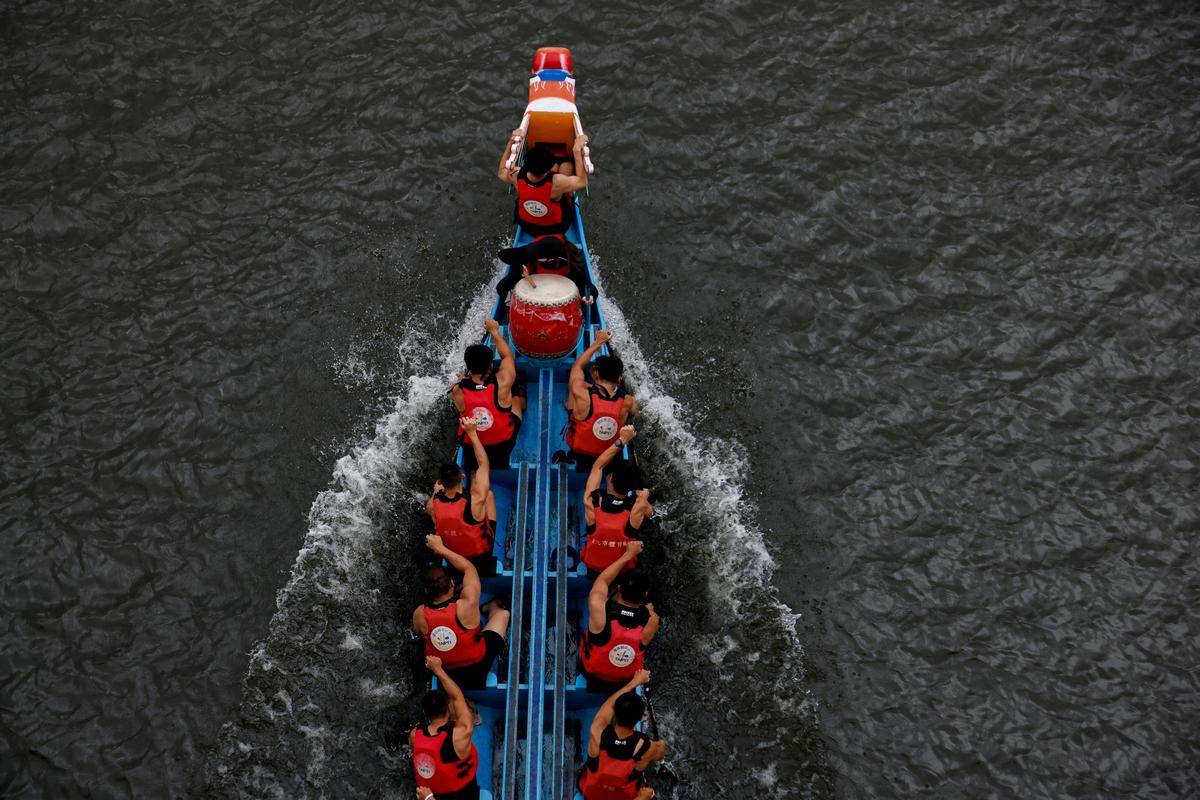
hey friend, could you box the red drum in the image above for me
[509,274,582,359]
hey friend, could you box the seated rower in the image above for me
[497,136,589,238]
[578,669,667,800]
[411,656,479,800]
[580,541,660,695]
[581,425,653,578]
[494,234,594,308]
[566,330,638,472]
[413,534,510,690]
[428,417,496,577]
[450,319,524,470]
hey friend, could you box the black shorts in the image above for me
[428,781,480,800]
[445,630,504,690]
[577,657,632,696]
[445,552,497,579]
[462,419,522,471]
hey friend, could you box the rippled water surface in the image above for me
[3,0,1199,798]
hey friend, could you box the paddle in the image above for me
[643,684,679,788]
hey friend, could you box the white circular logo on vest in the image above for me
[522,199,549,218]
[472,407,494,431]
[414,752,436,779]
[430,626,458,652]
[608,644,637,668]
[592,416,619,441]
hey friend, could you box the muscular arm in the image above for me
[630,488,653,528]
[430,659,475,758]
[588,542,642,634]
[585,429,632,494]
[588,670,648,758]
[490,327,517,397]
[497,129,522,185]
[552,137,589,197]
[426,536,481,628]
[569,332,610,418]
[464,427,490,513]
[641,603,660,646]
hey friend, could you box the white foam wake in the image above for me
[590,260,801,640]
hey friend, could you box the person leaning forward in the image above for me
[411,656,481,800]
[580,540,660,695]
[566,330,638,472]
[577,669,666,800]
[581,425,653,578]
[413,534,510,690]
[427,416,497,577]
[450,319,524,470]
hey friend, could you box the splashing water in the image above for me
[205,258,829,799]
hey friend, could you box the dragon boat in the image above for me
[425,47,650,800]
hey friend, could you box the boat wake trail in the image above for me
[203,283,498,800]
[595,265,833,799]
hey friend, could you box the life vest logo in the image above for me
[430,626,458,651]
[522,199,549,218]
[472,407,494,431]
[608,644,637,668]
[414,752,437,779]
[592,416,619,441]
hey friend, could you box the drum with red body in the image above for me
[509,274,582,359]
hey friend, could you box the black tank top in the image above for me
[587,600,650,647]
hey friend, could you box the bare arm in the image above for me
[569,331,611,417]
[427,656,475,758]
[589,541,643,634]
[497,128,522,185]
[634,738,667,771]
[585,425,636,496]
[588,669,649,758]
[631,487,653,527]
[553,134,589,196]
[641,602,660,646]
[461,419,490,508]
[484,319,516,391]
[425,535,481,626]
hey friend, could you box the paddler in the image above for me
[413,534,510,690]
[427,416,496,576]
[497,134,589,238]
[494,234,595,308]
[450,319,523,470]
[577,669,667,800]
[411,656,480,800]
[581,425,653,578]
[580,540,660,695]
[566,330,638,472]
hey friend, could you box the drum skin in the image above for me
[509,274,583,358]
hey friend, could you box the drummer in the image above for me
[494,234,594,308]
[566,330,638,472]
[497,134,589,238]
[450,319,523,470]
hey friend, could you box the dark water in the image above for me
[3,1,1199,798]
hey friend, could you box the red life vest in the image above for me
[567,385,625,457]
[581,603,647,683]
[411,720,478,794]
[582,492,639,573]
[431,491,493,559]
[530,234,571,276]
[422,601,487,669]
[578,727,649,800]
[517,173,565,231]
[456,377,517,446]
